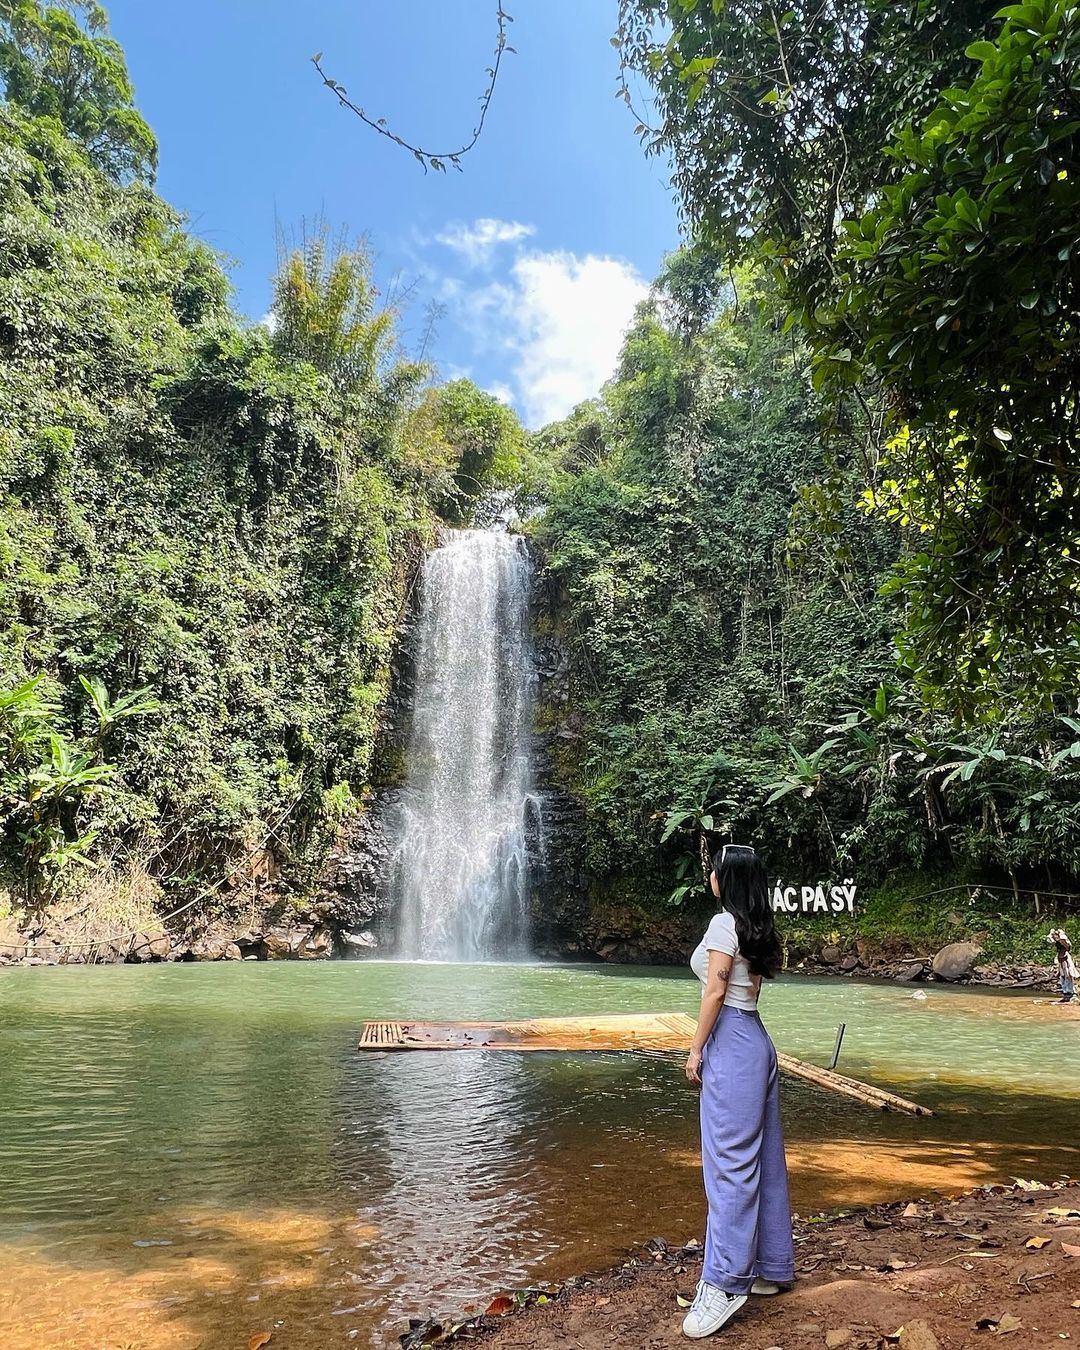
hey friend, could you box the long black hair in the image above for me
[711,843,782,979]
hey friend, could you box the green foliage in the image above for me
[270,225,423,408]
[540,252,1080,915]
[619,0,1080,715]
[538,260,898,897]
[617,0,996,310]
[0,0,157,182]
[783,873,1064,966]
[410,378,532,524]
[0,79,509,911]
[812,0,1080,711]
[0,674,123,900]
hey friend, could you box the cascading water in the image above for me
[390,529,540,961]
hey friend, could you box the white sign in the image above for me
[770,880,857,915]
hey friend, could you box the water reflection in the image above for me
[340,1050,548,1326]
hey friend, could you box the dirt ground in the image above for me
[437,1181,1080,1350]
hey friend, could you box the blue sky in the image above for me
[104,1,679,428]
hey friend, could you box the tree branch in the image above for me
[311,6,513,172]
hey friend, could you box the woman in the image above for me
[681,843,795,1339]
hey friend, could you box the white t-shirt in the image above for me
[689,910,760,1011]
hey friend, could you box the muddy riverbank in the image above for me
[427,1181,1080,1350]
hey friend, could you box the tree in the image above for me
[619,0,1080,714]
[812,0,1080,713]
[413,378,529,523]
[0,0,157,182]
[270,228,402,392]
[617,0,996,313]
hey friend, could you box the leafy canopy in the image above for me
[0,0,156,181]
[813,0,1080,711]
[619,0,1080,715]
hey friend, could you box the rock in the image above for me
[898,1319,939,1350]
[342,929,378,952]
[224,942,242,961]
[129,931,170,962]
[931,940,984,982]
[262,927,294,960]
[840,954,860,971]
[821,944,842,965]
[190,933,230,961]
[895,961,925,983]
[297,926,332,960]
[0,917,28,961]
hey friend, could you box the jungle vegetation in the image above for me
[535,256,1080,926]
[3,0,1078,955]
[618,0,1080,716]
[0,1,523,914]
[514,0,1078,934]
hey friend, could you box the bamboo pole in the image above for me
[776,1052,932,1116]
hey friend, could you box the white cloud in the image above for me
[435,218,535,267]
[484,381,515,405]
[483,251,648,427]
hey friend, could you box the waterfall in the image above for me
[390,529,539,961]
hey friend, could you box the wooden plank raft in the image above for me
[357,1014,931,1116]
[359,1012,698,1053]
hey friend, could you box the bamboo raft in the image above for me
[357,1013,932,1116]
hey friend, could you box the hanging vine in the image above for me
[311,6,514,172]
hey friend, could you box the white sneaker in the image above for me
[750,1279,781,1295]
[682,1281,747,1338]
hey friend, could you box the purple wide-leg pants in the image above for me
[699,1004,796,1294]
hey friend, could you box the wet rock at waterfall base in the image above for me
[190,931,232,961]
[297,926,333,959]
[341,929,378,954]
[262,928,294,959]
[931,940,984,981]
[128,931,171,962]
